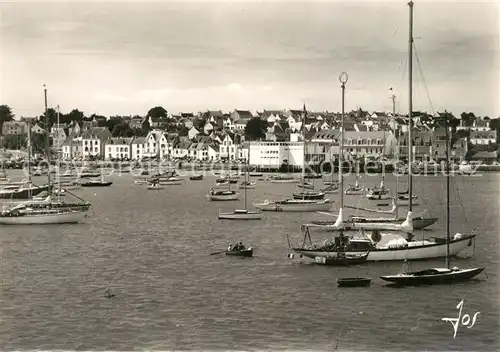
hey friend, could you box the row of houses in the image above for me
[61,128,249,161]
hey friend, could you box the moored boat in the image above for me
[312,252,369,266]
[292,190,325,200]
[207,188,240,201]
[80,180,113,187]
[190,174,204,181]
[253,199,333,212]
[218,209,263,220]
[226,248,253,257]
[337,277,372,287]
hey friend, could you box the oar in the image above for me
[210,250,226,255]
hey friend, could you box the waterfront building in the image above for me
[81,127,112,159]
[105,137,133,160]
[249,141,304,168]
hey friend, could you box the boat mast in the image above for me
[339,72,348,209]
[244,146,248,210]
[407,0,414,214]
[26,118,32,199]
[43,85,52,195]
[445,113,451,269]
[391,89,399,219]
[56,105,61,203]
[301,103,306,199]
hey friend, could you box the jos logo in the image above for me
[441,299,480,338]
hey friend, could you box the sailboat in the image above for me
[0,93,91,225]
[381,3,484,283]
[345,162,364,195]
[253,105,333,212]
[218,153,262,220]
[290,12,476,260]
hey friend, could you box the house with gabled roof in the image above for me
[172,140,192,159]
[219,132,242,160]
[81,127,112,159]
[61,138,83,160]
[188,126,200,140]
[104,137,133,160]
[144,129,169,159]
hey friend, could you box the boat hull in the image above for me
[310,217,438,231]
[293,235,475,261]
[253,200,333,212]
[313,253,368,266]
[218,210,263,220]
[207,193,240,201]
[80,182,113,187]
[337,278,372,287]
[269,179,300,183]
[0,185,49,199]
[0,210,88,225]
[380,267,484,286]
[292,192,325,200]
[225,249,253,257]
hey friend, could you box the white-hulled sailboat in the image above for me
[290,69,474,261]
[380,1,484,285]
[0,90,90,225]
[218,153,262,220]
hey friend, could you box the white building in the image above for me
[61,138,83,160]
[219,134,241,160]
[249,141,304,168]
[81,127,112,159]
[131,137,146,160]
[144,130,169,159]
[470,130,497,145]
[105,137,133,160]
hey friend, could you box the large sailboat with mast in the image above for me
[289,3,476,260]
[380,1,484,285]
[0,86,91,225]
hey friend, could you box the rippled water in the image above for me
[1,170,499,351]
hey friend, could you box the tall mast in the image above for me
[407,0,414,213]
[26,118,32,199]
[44,85,51,195]
[444,115,451,269]
[56,105,61,202]
[339,72,348,210]
[301,103,306,198]
[391,89,399,219]
[244,146,248,210]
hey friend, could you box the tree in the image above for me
[435,111,460,131]
[38,108,57,131]
[147,106,168,119]
[142,119,151,134]
[3,134,26,150]
[0,105,15,134]
[106,116,124,133]
[460,112,476,127]
[244,117,267,141]
[178,126,189,137]
[66,109,85,124]
[489,118,500,133]
[131,127,146,137]
[112,122,134,137]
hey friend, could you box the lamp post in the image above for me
[339,72,348,209]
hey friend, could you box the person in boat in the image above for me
[238,241,244,250]
[228,243,233,251]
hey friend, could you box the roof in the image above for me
[311,130,341,141]
[81,127,111,140]
[106,137,133,145]
[132,137,146,144]
[471,151,497,159]
[233,110,254,119]
[235,118,251,125]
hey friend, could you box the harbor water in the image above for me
[0,170,499,351]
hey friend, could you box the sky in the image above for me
[1,0,499,119]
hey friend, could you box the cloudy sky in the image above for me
[1,0,498,118]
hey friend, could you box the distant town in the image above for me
[0,104,499,168]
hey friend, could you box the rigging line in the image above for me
[451,175,470,226]
[396,53,408,114]
[413,42,436,116]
